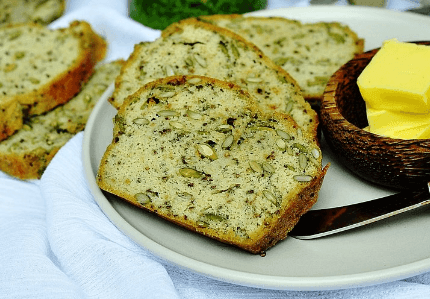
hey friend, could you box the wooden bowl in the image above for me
[320,41,430,190]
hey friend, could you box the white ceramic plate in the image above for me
[83,6,430,291]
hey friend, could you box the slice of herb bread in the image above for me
[200,14,364,104]
[110,18,318,138]
[0,20,107,141]
[0,0,65,26]
[98,75,328,254]
[0,60,123,180]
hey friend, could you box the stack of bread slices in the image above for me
[97,15,364,254]
[0,19,124,179]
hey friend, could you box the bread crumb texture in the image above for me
[98,75,327,253]
[0,20,106,141]
[0,25,78,95]
[0,60,123,180]
[110,18,318,138]
[200,15,364,102]
[0,0,65,26]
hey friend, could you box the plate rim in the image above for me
[83,6,430,291]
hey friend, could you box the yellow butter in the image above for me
[397,124,430,139]
[357,39,430,114]
[366,104,430,132]
[366,103,430,139]
[370,123,430,139]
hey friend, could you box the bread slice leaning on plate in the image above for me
[109,18,318,139]
[199,14,364,105]
[97,75,328,254]
[0,60,123,180]
[0,20,107,141]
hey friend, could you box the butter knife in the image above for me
[289,183,430,239]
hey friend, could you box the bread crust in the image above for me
[0,146,60,180]
[0,21,107,141]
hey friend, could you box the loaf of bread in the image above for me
[0,60,123,180]
[0,0,65,26]
[200,14,364,104]
[98,75,328,254]
[110,18,318,138]
[0,20,107,141]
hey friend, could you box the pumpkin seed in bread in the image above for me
[110,18,318,138]
[0,60,123,180]
[200,14,364,104]
[98,75,328,254]
[0,20,107,141]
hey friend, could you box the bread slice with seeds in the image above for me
[98,75,328,254]
[0,0,65,26]
[0,20,107,141]
[200,14,364,104]
[110,18,318,138]
[0,60,123,180]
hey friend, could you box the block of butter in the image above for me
[369,123,430,139]
[357,39,430,114]
[358,39,430,139]
[366,104,430,131]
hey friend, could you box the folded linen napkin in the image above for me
[40,134,179,298]
[1,0,430,298]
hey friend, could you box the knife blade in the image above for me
[289,183,430,239]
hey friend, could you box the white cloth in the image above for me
[1,0,430,298]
